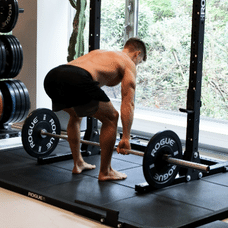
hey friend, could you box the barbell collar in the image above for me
[163,154,210,173]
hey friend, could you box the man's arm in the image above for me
[117,67,136,154]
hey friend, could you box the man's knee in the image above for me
[105,109,119,125]
[93,102,119,124]
[112,110,119,123]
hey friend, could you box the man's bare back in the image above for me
[68,50,136,87]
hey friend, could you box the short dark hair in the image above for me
[124,37,147,61]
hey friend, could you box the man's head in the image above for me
[124,37,147,64]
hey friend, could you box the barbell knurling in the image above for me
[41,130,144,156]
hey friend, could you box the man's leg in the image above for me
[64,108,96,173]
[92,102,127,181]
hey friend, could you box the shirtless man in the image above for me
[44,37,147,181]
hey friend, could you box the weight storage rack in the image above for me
[0,0,30,139]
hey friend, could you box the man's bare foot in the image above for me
[72,161,96,174]
[98,168,127,181]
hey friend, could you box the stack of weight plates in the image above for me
[0,80,30,124]
[0,35,23,78]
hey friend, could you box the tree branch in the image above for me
[172,51,185,81]
[69,0,77,9]
[209,80,226,102]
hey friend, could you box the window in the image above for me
[136,0,192,113]
[202,0,228,120]
[84,0,228,149]
[100,0,125,100]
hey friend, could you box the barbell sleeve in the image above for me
[163,154,210,173]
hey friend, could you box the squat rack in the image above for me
[178,0,228,181]
[179,0,207,180]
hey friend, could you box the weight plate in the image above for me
[16,37,23,76]
[4,82,16,123]
[0,90,4,121]
[143,130,182,189]
[7,36,18,76]
[0,0,19,33]
[0,39,6,76]
[0,35,15,78]
[8,35,23,77]
[16,80,30,122]
[12,80,26,123]
[0,81,12,123]
[22,108,61,158]
[7,36,17,77]
[0,80,14,124]
[7,80,21,123]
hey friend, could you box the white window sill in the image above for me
[111,99,228,153]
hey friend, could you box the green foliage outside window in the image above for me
[99,0,228,120]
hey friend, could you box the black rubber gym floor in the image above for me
[1,141,228,228]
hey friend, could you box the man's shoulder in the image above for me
[109,51,135,68]
[87,50,135,71]
[90,50,129,59]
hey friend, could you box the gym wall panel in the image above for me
[12,0,37,111]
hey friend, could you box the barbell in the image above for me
[41,130,144,156]
[20,108,210,189]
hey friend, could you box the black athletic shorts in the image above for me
[44,65,110,113]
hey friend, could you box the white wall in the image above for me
[14,0,72,111]
[37,0,70,109]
